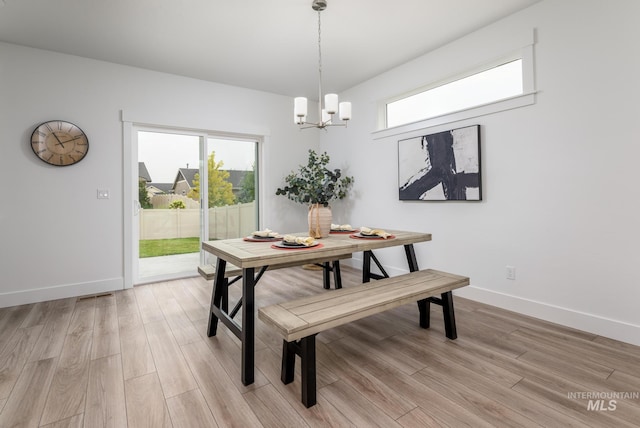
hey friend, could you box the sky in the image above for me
[138,131,255,183]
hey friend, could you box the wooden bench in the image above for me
[198,263,243,281]
[258,269,470,407]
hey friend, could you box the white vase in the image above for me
[308,204,332,238]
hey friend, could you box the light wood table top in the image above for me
[202,230,432,268]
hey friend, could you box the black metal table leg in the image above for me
[207,258,227,337]
[404,243,427,322]
[362,250,372,283]
[404,244,419,272]
[322,262,330,289]
[333,261,342,289]
[241,267,255,385]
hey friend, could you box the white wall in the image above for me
[322,0,640,345]
[2,0,638,346]
[0,42,317,306]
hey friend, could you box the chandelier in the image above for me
[294,0,351,129]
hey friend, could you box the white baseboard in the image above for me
[0,277,124,308]
[455,286,640,347]
[344,258,640,347]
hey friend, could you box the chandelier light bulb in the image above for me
[324,94,338,115]
[339,102,352,120]
[294,97,308,118]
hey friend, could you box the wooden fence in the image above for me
[150,194,200,209]
[139,202,256,240]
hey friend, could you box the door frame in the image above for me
[122,117,265,288]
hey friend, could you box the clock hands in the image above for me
[51,132,85,151]
[59,135,85,144]
[51,132,66,148]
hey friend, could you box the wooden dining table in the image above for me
[202,229,432,385]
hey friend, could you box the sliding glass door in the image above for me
[203,137,258,265]
[132,128,258,284]
[136,131,201,283]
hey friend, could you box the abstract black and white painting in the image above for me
[398,125,481,201]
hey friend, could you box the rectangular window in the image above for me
[386,59,524,129]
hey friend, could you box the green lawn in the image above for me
[139,237,200,258]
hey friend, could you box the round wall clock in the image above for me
[30,120,89,166]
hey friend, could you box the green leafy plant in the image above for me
[168,200,186,209]
[138,180,152,209]
[276,150,354,206]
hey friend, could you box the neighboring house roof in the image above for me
[173,168,199,189]
[170,168,249,192]
[147,183,173,194]
[138,162,152,182]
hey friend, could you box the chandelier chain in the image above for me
[317,9,323,114]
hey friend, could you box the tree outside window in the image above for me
[138,180,152,208]
[188,151,235,207]
[237,165,255,203]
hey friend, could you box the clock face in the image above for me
[30,120,89,166]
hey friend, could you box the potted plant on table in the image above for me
[276,149,354,238]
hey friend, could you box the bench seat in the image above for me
[198,263,243,281]
[258,268,469,407]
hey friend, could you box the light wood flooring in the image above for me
[1,265,639,427]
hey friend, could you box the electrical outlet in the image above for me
[506,265,516,280]
[97,189,110,199]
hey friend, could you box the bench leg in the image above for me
[280,335,317,408]
[441,291,457,340]
[281,340,296,384]
[417,298,431,328]
[300,336,317,408]
[418,292,457,339]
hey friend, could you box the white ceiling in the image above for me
[0,0,540,99]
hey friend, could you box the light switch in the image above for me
[97,189,110,199]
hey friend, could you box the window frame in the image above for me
[374,44,536,139]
